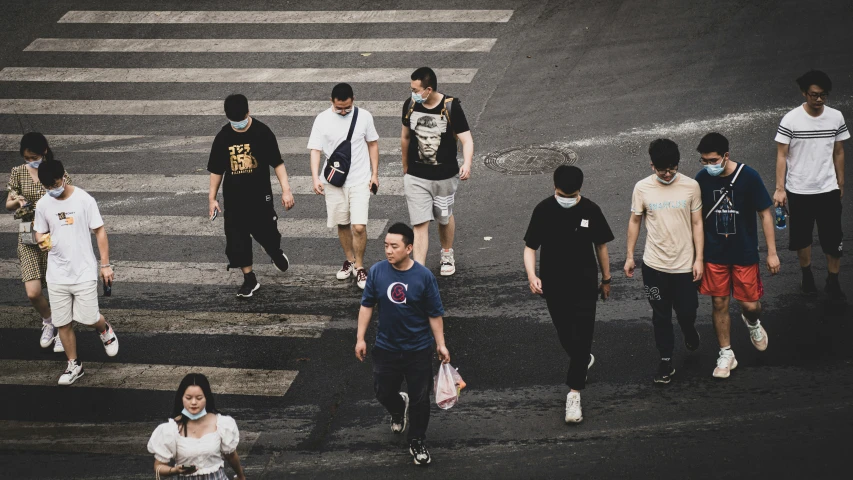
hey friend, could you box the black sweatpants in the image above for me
[544,293,597,391]
[224,206,282,269]
[641,262,698,358]
[373,346,433,441]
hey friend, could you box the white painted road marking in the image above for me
[25,38,498,53]
[0,174,404,196]
[0,305,331,338]
[0,215,389,239]
[57,10,514,24]
[0,360,298,396]
[0,67,477,83]
[0,99,402,116]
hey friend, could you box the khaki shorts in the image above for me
[47,280,100,327]
[404,174,459,226]
[325,181,371,228]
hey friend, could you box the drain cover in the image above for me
[483,144,578,175]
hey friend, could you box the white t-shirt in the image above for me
[775,104,850,194]
[33,187,104,285]
[307,107,379,187]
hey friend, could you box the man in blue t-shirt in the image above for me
[356,222,450,466]
[695,133,781,380]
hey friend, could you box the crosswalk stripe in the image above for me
[0,99,402,116]
[0,306,330,338]
[0,420,260,456]
[57,10,514,24]
[0,259,357,289]
[0,173,404,196]
[1,360,298,396]
[0,67,478,83]
[25,38,498,53]
[0,215,390,239]
[0,134,401,155]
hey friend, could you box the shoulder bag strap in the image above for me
[404,99,416,123]
[346,107,359,141]
[705,163,746,220]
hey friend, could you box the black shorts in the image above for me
[787,189,843,257]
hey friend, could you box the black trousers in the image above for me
[641,262,698,358]
[223,206,282,269]
[544,292,597,391]
[373,346,433,441]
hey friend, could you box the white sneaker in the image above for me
[99,322,119,357]
[53,334,65,353]
[742,315,768,351]
[40,322,57,348]
[58,360,84,386]
[565,391,583,423]
[440,249,456,276]
[356,268,368,289]
[336,260,354,280]
[391,392,409,434]
[712,349,738,378]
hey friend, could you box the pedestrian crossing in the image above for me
[56,10,514,24]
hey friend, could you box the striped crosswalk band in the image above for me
[0,99,402,117]
[0,67,478,83]
[0,134,401,155]
[26,38,498,53]
[0,306,330,338]
[0,174,404,196]
[1,360,297,396]
[0,259,355,289]
[57,10,515,24]
[0,215,390,239]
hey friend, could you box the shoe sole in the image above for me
[684,331,701,352]
[751,332,768,352]
[565,416,583,424]
[59,370,84,386]
[273,253,290,273]
[440,268,455,276]
[40,335,56,349]
[236,282,261,298]
[409,447,431,465]
[713,359,738,378]
[336,271,353,280]
[654,368,675,384]
[401,392,410,433]
[54,344,65,353]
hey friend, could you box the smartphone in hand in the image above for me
[370,183,378,195]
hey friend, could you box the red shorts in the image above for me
[699,263,763,302]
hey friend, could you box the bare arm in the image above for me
[429,316,450,363]
[690,209,704,282]
[368,140,380,189]
[93,225,114,286]
[355,305,373,361]
[310,149,325,195]
[834,141,845,198]
[758,207,780,275]
[153,460,196,477]
[400,125,410,174]
[774,143,789,206]
[5,192,23,211]
[223,451,246,480]
[274,163,295,210]
[596,243,611,300]
[624,214,642,277]
[208,173,223,218]
[524,246,543,294]
[457,131,474,180]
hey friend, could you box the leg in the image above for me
[672,271,700,346]
[372,348,406,417]
[403,175,437,265]
[351,224,367,269]
[403,348,434,441]
[815,190,844,297]
[347,183,371,270]
[566,299,597,391]
[642,263,675,358]
[827,255,841,274]
[797,247,812,268]
[24,280,51,318]
[437,214,455,250]
[740,300,761,322]
[412,222,430,265]
[545,294,576,384]
[224,214,254,273]
[325,185,354,263]
[711,296,732,348]
[337,224,356,263]
[47,283,76,360]
[57,324,78,360]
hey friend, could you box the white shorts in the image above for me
[47,280,101,327]
[324,182,371,228]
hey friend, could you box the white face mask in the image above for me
[555,192,579,208]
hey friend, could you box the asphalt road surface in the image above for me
[1,1,852,479]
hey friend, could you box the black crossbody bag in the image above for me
[323,107,359,187]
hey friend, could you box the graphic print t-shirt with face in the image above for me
[361,260,445,352]
[207,118,284,210]
[402,96,470,181]
[695,164,773,266]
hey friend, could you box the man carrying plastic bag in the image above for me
[356,222,450,466]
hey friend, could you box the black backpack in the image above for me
[323,108,359,187]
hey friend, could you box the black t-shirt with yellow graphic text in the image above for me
[207,118,284,209]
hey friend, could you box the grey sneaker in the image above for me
[40,322,57,348]
[439,249,456,276]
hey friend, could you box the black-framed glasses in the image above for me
[699,156,724,166]
[807,92,828,99]
[655,166,678,175]
[332,107,353,114]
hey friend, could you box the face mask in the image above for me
[47,182,65,198]
[230,117,249,130]
[411,90,430,104]
[181,408,207,420]
[656,174,677,185]
[704,158,727,177]
[555,193,579,209]
[26,157,43,169]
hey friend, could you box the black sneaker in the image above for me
[409,438,431,466]
[390,392,409,434]
[801,269,818,295]
[654,360,675,384]
[684,325,701,352]
[272,252,290,273]
[825,277,848,303]
[236,276,260,298]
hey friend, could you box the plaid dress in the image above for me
[6,165,72,283]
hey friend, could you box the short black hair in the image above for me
[37,159,65,187]
[20,132,53,161]
[553,165,583,193]
[411,67,437,91]
[331,83,354,101]
[696,132,729,157]
[387,222,414,246]
[224,94,249,121]
[796,70,832,93]
[648,138,680,169]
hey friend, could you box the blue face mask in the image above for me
[181,408,207,420]
[411,90,430,104]
[26,157,43,169]
[656,174,677,185]
[47,182,65,198]
[230,117,249,130]
[555,193,579,209]
[704,158,727,177]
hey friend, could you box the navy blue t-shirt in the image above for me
[361,260,445,352]
[695,163,773,266]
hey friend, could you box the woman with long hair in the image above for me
[147,373,247,479]
[5,132,72,352]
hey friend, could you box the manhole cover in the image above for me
[483,145,578,175]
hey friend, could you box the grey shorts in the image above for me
[404,174,459,226]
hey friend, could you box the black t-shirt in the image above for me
[402,95,470,181]
[524,196,615,299]
[207,118,284,209]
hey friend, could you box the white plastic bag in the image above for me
[434,363,465,410]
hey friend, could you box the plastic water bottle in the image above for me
[775,206,787,230]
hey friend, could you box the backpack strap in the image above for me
[404,99,416,124]
[705,163,746,220]
[441,97,454,129]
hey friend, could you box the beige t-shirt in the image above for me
[631,173,702,273]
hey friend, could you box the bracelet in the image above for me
[100,264,113,268]
[600,277,612,284]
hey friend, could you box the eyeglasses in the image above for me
[332,107,353,114]
[655,166,678,175]
[807,92,828,99]
[699,156,724,166]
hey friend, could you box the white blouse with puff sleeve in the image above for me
[147,414,240,475]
